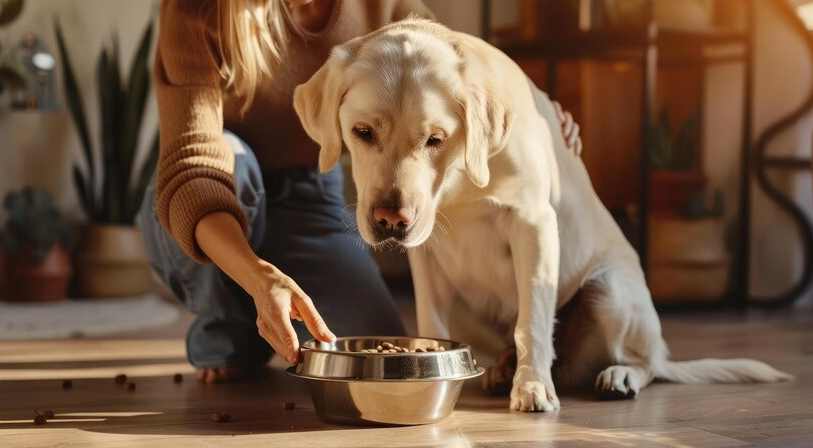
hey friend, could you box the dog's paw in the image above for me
[595,365,640,400]
[509,381,560,412]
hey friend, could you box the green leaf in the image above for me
[55,20,95,216]
[674,112,699,171]
[98,39,124,224]
[120,20,154,205]
[72,165,91,217]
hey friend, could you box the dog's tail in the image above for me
[654,359,792,384]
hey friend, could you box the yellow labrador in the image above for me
[294,19,790,412]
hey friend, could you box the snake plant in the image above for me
[55,17,158,225]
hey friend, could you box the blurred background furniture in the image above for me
[483,0,813,308]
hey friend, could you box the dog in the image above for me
[293,19,791,412]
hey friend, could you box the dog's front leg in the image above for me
[507,204,560,412]
[408,248,454,339]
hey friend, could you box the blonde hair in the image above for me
[213,0,294,113]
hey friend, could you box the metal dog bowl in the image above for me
[287,336,484,426]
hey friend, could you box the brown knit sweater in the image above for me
[154,0,433,263]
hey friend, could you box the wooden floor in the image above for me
[1,305,812,448]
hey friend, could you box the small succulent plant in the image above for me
[0,187,73,263]
[649,106,700,171]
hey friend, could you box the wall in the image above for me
[0,0,158,221]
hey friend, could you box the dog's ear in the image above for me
[460,82,513,188]
[294,47,350,173]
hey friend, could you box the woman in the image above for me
[141,0,582,383]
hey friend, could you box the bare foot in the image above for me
[195,366,243,384]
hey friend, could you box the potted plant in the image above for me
[648,106,705,216]
[0,187,74,302]
[646,108,731,302]
[55,18,158,298]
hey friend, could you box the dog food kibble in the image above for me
[33,414,47,425]
[114,374,127,385]
[35,410,54,419]
[358,341,448,353]
[282,402,296,410]
[173,373,183,383]
[61,380,72,389]
[125,382,136,391]
[212,412,231,423]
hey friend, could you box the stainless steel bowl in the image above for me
[287,336,484,426]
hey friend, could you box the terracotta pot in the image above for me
[648,216,730,302]
[75,224,153,298]
[5,244,72,302]
[649,169,706,216]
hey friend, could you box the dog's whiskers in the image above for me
[437,210,453,231]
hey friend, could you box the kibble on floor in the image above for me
[61,380,72,389]
[211,412,231,423]
[35,410,54,418]
[114,374,127,385]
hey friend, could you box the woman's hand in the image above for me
[250,261,336,364]
[195,212,336,365]
[553,100,583,156]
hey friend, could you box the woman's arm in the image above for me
[195,212,335,364]
[155,1,334,364]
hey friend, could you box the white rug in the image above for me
[0,295,180,341]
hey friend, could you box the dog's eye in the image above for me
[353,126,375,144]
[426,135,444,148]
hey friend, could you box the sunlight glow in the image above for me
[0,362,193,380]
[798,4,813,30]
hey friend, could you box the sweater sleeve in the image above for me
[153,0,248,263]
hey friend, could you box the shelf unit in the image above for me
[484,0,755,309]
[484,0,813,309]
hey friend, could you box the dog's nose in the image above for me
[373,207,414,233]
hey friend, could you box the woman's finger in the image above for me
[291,284,336,343]
[553,100,566,122]
[270,312,300,364]
[562,111,574,141]
[568,123,580,149]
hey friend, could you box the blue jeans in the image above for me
[139,132,405,369]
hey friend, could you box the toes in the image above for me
[195,366,246,384]
[511,381,559,412]
[596,366,639,400]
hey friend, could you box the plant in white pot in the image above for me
[0,187,74,302]
[55,18,158,298]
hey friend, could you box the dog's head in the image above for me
[294,20,512,248]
